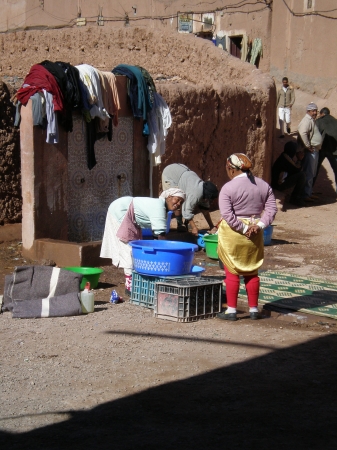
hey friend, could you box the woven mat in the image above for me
[238,271,337,319]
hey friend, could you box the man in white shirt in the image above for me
[276,77,295,138]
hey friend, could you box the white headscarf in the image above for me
[160,188,186,201]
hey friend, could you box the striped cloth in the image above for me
[2,266,82,318]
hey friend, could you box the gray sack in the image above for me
[2,265,83,318]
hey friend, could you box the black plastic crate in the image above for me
[154,278,222,322]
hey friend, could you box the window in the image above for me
[304,0,315,10]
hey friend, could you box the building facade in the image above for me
[1,0,335,98]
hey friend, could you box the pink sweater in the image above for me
[219,173,277,232]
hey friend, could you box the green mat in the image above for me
[238,271,337,319]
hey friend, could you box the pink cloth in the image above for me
[116,201,142,242]
[219,173,277,232]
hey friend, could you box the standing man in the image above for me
[314,107,337,193]
[297,103,323,202]
[277,77,295,138]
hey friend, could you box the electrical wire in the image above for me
[4,0,336,34]
[8,9,41,29]
[0,5,40,29]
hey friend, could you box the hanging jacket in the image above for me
[16,64,64,112]
[76,64,110,121]
[55,61,82,109]
[112,64,152,120]
[39,60,76,132]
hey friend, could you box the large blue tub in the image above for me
[129,240,198,276]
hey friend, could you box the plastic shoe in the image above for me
[250,312,260,320]
[216,311,237,321]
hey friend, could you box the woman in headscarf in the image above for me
[161,163,219,236]
[100,189,186,294]
[217,153,277,321]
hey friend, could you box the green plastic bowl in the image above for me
[63,267,104,290]
[203,234,219,259]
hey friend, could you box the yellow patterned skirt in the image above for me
[217,219,264,276]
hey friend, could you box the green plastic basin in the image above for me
[203,234,219,259]
[63,267,104,290]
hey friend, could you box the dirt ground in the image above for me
[1,134,337,448]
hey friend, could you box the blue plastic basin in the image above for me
[190,265,205,277]
[129,240,198,276]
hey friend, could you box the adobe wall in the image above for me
[0,25,275,222]
[0,81,21,225]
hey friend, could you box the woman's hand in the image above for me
[186,218,199,236]
[190,227,199,236]
[209,226,218,234]
[244,224,261,239]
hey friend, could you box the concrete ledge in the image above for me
[26,239,111,267]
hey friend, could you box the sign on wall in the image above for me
[178,12,193,33]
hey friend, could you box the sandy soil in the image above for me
[1,130,337,448]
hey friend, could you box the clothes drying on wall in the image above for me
[15,60,171,177]
[112,64,171,166]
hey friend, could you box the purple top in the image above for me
[219,173,277,232]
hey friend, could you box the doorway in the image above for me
[229,36,242,59]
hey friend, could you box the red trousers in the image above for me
[224,266,260,308]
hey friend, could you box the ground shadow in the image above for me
[93,306,108,313]
[260,289,337,315]
[1,333,337,449]
[96,281,116,289]
[268,238,300,246]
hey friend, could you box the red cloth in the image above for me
[16,64,64,112]
[224,267,240,308]
[224,266,260,308]
[244,275,260,308]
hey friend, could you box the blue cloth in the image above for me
[112,64,152,120]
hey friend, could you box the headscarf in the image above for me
[226,153,252,171]
[203,181,218,200]
[306,102,318,111]
[160,188,186,201]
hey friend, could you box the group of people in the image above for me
[101,155,277,322]
[100,163,220,294]
[274,93,337,206]
[99,77,336,322]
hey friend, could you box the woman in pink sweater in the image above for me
[217,153,277,321]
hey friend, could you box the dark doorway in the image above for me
[229,36,242,59]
